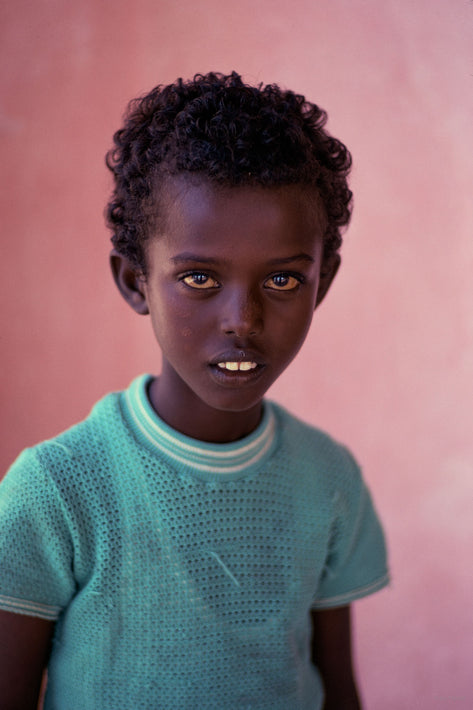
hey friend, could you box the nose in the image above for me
[221,287,263,337]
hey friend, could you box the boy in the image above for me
[0,72,389,709]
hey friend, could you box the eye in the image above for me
[265,273,302,291]
[181,272,220,289]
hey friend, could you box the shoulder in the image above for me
[1,386,128,502]
[268,401,362,489]
[23,388,119,457]
[0,384,137,572]
[40,388,123,461]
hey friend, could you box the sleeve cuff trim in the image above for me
[311,573,390,609]
[0,594,62,620]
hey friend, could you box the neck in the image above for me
[147,375,263,443]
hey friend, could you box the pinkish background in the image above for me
[1,1,472,707]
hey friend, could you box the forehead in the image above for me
[152,177,325,257]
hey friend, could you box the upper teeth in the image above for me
[217,362,257,371]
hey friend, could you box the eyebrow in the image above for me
[266,253,315,266]
[170,252,315,266]
[171,253,220,265]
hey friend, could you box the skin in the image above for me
[311,606,362,709]
[0,178,360,708]
[111,178,340,443]
[0,610,53,709]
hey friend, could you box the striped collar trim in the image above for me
[123,375,276,474]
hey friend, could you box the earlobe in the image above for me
[315,253,341,309]
[109,249,149,315]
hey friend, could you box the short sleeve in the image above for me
[312,451,389,609]
[0,447,76,620]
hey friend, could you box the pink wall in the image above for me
[1,1,472,707]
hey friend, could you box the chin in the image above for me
[202,389,268,415]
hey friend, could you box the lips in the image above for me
[210,349,264,368]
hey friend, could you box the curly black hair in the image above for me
[105,72,352,274]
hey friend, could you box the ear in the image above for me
[315,253,341,309]
[110,249,149,315]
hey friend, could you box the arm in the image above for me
[310,605,362,710]
[0,610,55,710]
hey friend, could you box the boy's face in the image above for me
[112,178,338,441]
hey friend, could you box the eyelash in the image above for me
[180,272,220,289]
[179,271,304,291]
[266,273,304,291]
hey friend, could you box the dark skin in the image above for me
[0,179,362,708]
[112,178,340,444]
[0,611,53,709]
[311,606,362,709]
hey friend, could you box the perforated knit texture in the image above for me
[0,375,389,710]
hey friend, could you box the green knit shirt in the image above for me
[0,375,389,709]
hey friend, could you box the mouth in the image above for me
[209,351,266,385]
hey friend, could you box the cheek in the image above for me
[151,299,204,358]
[273,302,314,344]
[148,289,195,336]
[271,312,314,370]
[154,317,194,347]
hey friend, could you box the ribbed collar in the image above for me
[123,375,277,475]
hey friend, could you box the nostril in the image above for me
[224,328,258,338]
[221,292,263,337]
